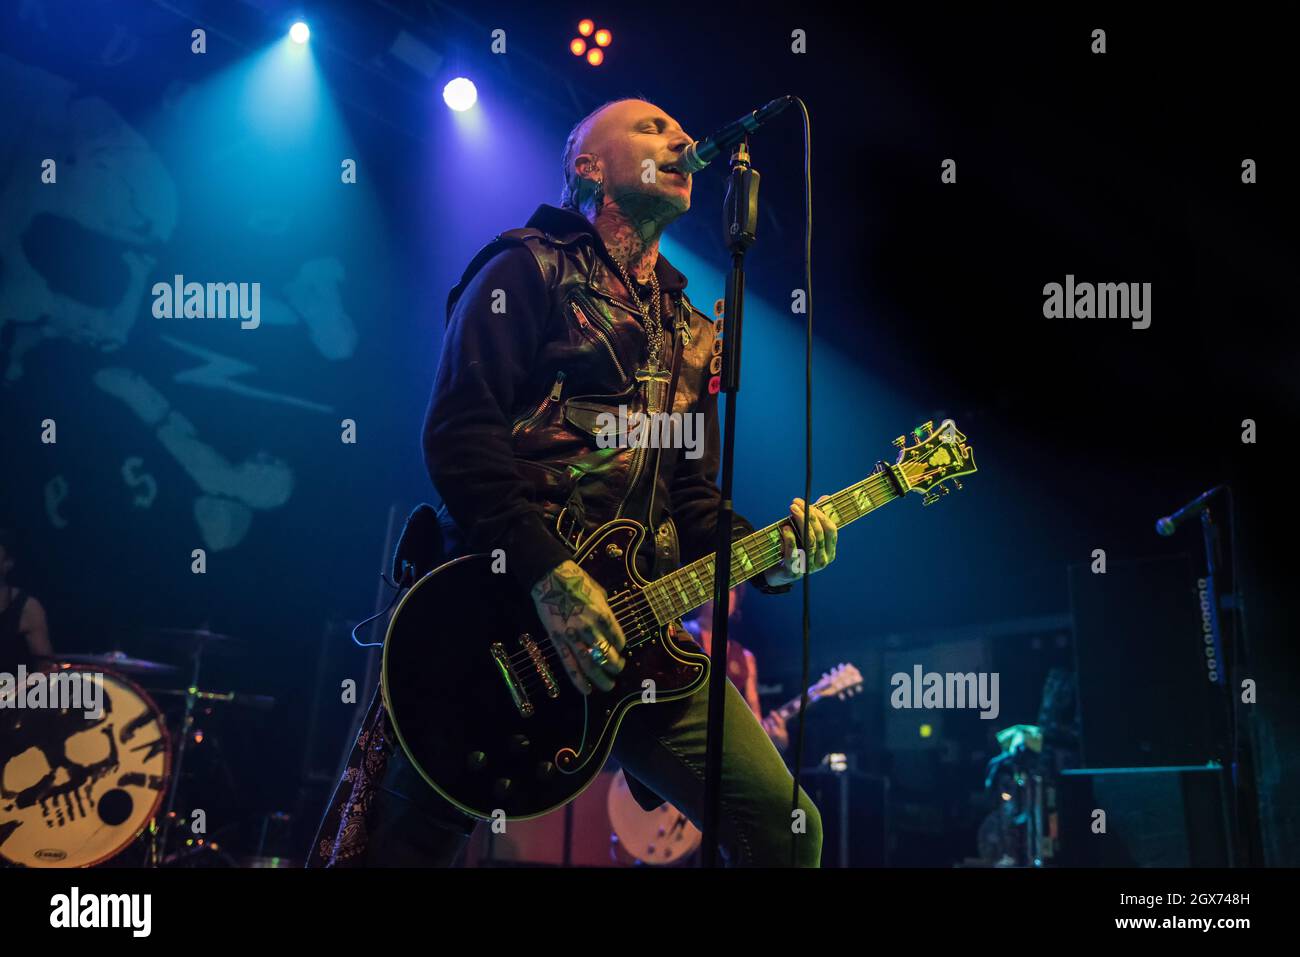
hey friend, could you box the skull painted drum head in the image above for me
[0,665,170,867]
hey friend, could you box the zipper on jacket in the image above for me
[511,371,565,437]
[615,439,648,520]
[569,299,628,384]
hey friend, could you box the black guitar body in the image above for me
[381,520,708,820]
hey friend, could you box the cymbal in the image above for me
[147,627,243,643]
[56,651,178,675]
[141,627,249,656]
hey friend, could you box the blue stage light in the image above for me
[290,21,310,44]
[443,77,477,112]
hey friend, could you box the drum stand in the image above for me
[148,640,210,866]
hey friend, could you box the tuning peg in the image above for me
[892,435,907,450]
[922,490,940,506]
[951,478,963,490]
[920,420,934,438]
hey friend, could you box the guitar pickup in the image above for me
[490,641,535,718]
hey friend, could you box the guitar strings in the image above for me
[500,465,940,688]
[503,535,795,695]
[502,469,906,675]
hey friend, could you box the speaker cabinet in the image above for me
[1055,766,1231,867]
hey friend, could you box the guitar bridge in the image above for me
[520,633,560,699]
[490,641,535,717]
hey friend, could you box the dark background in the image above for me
[1,1,1294,865]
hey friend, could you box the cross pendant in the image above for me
[635,366,672,414]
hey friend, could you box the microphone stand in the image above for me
[701,137,760,867]
[1199,505,1260,866]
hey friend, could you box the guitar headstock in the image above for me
[892,419,977,505]
[811,663,864,702]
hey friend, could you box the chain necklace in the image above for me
[609,257,666,372]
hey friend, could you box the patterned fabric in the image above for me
[305,688,394,868]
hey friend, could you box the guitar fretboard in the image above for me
[641,467,905,625]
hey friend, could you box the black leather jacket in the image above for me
[424,203,787,596]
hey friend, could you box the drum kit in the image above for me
[1,628,276,869]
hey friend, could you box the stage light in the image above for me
[289,21,310,44]
[442,77,477,112]
[573,20,611,64]
[919,723,933,738]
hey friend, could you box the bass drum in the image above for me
[0,664,171,868]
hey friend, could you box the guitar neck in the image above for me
[643,467,905,625]
[773,691,819,722]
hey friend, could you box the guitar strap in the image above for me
[639,306,691,546]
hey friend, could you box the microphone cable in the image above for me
[787,96,815,868]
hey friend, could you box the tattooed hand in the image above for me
[530,560,627,694]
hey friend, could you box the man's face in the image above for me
[577,99,694,221]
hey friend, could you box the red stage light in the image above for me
[578,19,594,37]
[594,29,611,47]
[570,38,587,56]
[586,48,604,66]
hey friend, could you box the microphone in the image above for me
[1155,485,1226,536]
[676,96,794,175]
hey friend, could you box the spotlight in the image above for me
[442,77,478,112]
[586,48,604,66]
[289,21,310,44]
[577,19,594,37]
[594,29,611,47]
[570,38,587,56]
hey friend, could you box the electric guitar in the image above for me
[382,420,975,820]
[607,662,864,865]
